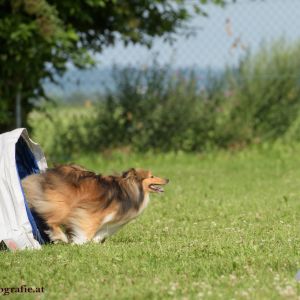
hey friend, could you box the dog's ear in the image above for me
[122,168,136,178]
[135,169,150,180]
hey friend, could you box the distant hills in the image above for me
[43,66,224,101]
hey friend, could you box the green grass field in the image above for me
[1,145,300,299]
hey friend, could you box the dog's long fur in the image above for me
[21,164,168,244]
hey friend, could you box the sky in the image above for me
[96,0,300,69]
[45,0,300,95]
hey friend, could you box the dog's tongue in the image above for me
[150,185,164,193]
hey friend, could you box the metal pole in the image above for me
[15,84,22,128]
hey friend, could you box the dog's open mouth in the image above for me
[149,184,164,193]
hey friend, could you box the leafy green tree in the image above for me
[0,0,226,131]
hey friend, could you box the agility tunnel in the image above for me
[0,128,50,250]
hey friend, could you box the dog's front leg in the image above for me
[93,223,123,243]
[92,229,107,243]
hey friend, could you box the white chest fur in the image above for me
[93,194,151,243]
[138,193,150,214]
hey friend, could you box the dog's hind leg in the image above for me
[68,209,96,245]
[46,225,68,243]
[70,225,89,245]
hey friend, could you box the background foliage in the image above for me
[29,40,300,160]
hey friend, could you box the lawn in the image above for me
[1,145,300,299]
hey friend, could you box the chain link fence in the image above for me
[44,0,300,99]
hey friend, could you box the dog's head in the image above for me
[122,168,169,194]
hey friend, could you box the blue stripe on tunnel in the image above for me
[15,137,50,244]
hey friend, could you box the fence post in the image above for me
[15,84,22,128]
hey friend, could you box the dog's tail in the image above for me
[21,174,46,210]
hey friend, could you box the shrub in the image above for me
[95,64,221,151]
[28,102,98,161]
[230,40,300,142]
[29,39,300,155]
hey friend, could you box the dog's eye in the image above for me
[150,176,154,178]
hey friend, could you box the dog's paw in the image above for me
[92,236,106,244]
[45,230,69,244]
[53,240,68,245]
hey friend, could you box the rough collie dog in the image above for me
[21,165,169,244]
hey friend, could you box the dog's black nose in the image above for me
[165,178,169,183]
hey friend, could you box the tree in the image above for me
[0,0,227,131]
